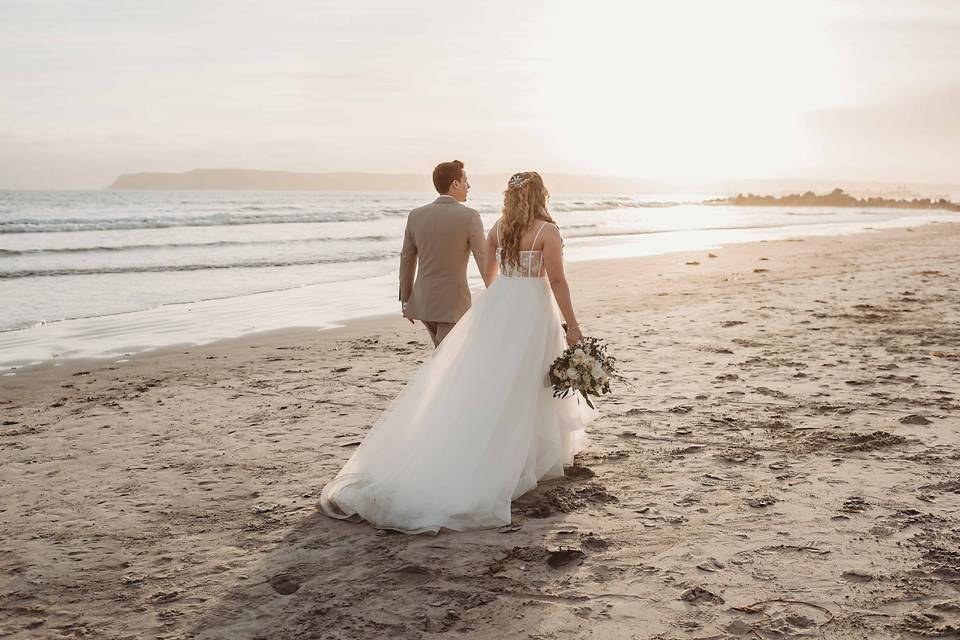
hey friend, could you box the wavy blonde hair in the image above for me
[498,171,556,270]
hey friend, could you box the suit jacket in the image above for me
[399,195,486,323]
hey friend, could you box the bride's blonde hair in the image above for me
[499,171,556,270]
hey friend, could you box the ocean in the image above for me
[1,189,955,372]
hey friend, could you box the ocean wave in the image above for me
[559,219,858,239]
[0,251,398,279]
[0,200,688,234]
[238,204,309,211]
[0,209,410,233]
[551,199,680,212]
[0,235,392,256]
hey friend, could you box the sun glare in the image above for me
[534,1,852,181]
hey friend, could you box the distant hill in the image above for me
[707,187,960,212]
[107,169,960,200]
[107,168,672,193]
[708,180,960,201]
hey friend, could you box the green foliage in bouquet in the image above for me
[548,333,620,409]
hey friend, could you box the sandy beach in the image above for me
[1,222,959,639]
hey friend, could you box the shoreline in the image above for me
[3,220,957,377]
[2,223,959,638]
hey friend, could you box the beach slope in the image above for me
[1,223,958,639]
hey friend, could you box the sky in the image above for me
[1,0,958,189]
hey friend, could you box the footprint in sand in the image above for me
[546,547,586,568]
[680,585,724,604]
[746,495,778,508]
[840,496,870,513]
[564,464,596,480]
[390,564,434,586]
[269,572,303,595]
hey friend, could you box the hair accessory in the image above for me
[508,173,529,190]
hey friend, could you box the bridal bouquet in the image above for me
[548,333,619,409]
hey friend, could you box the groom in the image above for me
[399,160,488,347]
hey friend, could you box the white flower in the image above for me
[571,349,587,365]
[566,367,579,381]
[590,363,604,379]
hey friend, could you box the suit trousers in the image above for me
[422,320,455,347]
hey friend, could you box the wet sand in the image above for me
[1,222,959,639]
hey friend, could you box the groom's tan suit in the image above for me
[399,195,485,346]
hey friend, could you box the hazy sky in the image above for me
[1,0,958,189]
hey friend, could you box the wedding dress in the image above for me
[319,221,598,534]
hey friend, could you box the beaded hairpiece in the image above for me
[508,173,530,190]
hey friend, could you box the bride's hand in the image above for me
[565,324,583,347]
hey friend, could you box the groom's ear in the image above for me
[432,160,465,194]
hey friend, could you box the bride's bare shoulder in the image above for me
[539,222,562,239]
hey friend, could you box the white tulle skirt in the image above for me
[318,275,598,534]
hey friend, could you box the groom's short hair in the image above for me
[433,160,464,194]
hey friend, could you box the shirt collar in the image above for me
[434,195,458,203]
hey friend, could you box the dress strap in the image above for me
[530,221,549,251]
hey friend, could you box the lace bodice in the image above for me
[495,220,553,279]
[496,247,544,278]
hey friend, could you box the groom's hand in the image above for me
[401,301,414,324]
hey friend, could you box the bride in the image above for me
[318,171,598,534]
